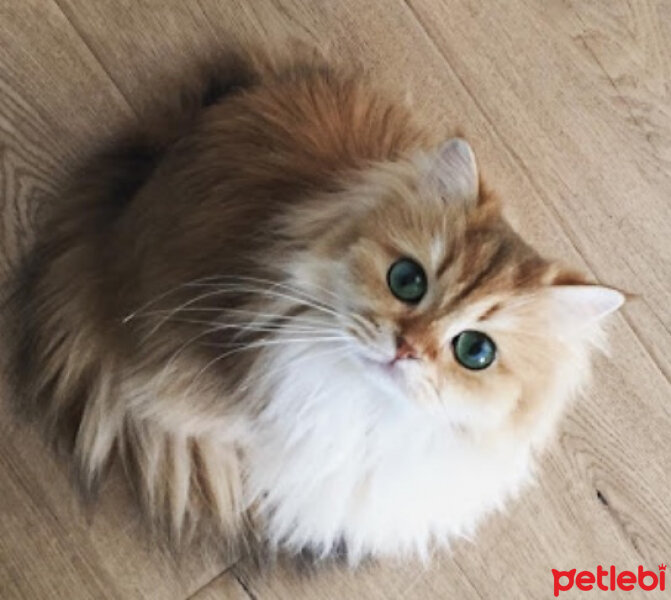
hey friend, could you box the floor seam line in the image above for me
[184,560,241,600]
[49,0,138,118]
[233,568,258,600]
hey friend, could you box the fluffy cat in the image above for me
[6,49,624,564]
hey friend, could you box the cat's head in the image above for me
[284,139,624,436]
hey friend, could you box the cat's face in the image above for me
[292,140,623,433]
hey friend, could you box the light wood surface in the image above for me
[1,1,670,598]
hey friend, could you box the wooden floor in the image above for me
[1,1,670,598]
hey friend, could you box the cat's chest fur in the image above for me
[244,342,534,562]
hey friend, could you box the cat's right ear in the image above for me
[543,285,625,335]
[430,138,479,204]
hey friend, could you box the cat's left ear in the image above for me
[430,138,479,204]
[544,285,625,333]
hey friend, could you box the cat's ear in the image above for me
[430,138,479,203]
[544,285,625,332]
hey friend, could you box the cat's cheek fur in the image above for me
[243,323,599,563]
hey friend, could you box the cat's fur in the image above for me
[5,49,623,564]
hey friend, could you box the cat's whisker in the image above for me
[185,280,340,315]
[183,337,350,401]
[146,313,331,332]
[217,306,330,328]
[347,328,372,346]
[203,283,342,318]
[153,324,228,392]
[129,274,375,339]
[131,306,332,330]
[348,315,378,340]
[188,274,342,304]
[124,272,340,326]
[206,336,351,349]
[139,283,361,340]
[346,315,382,343]
[147,316,335,337]
[122,274,239,323]
[137,288,249,340]
[240,343,352,395]
[154,317,347,391]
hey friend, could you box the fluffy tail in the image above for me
[1,51,260,552]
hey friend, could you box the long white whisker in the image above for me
[183,337,349,401]
[205,336,349,349]
[123,273,343,326]
[132,306,330,328]
[137,289,243,340]
[190,283,343,319]
[140,284,348,340]
[122,274,235,323]
[188,274,342,303]
[155,319,348,391]
[142,316,331,336]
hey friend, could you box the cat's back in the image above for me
[114,57,436,292]
[151,59,434,198]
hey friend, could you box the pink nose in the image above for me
[395,336,418,361]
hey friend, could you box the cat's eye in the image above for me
[452,330,496,370]
[387,258,427,304]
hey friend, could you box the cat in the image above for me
[5,48,624,565]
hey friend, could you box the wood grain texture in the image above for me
[1,0,669,599]
[0,402,230,600]
[0,0,133,276]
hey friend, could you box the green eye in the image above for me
[387,258,427,304]
[453,330,496,370]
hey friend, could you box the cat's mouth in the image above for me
[358,353,405,381]
[348,338,413,389]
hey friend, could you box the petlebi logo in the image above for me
[552,564,666,596]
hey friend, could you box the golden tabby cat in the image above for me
[6,49,623,563]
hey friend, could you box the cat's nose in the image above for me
[394,336,418,361]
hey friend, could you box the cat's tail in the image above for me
[1,41,332,557]
[2,47,260,434]
[0,50,263,551]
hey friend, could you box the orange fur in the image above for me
[4,48,622,561]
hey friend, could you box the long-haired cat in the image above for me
[6,48,624,564]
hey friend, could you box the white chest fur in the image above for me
[245,343,534,563]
